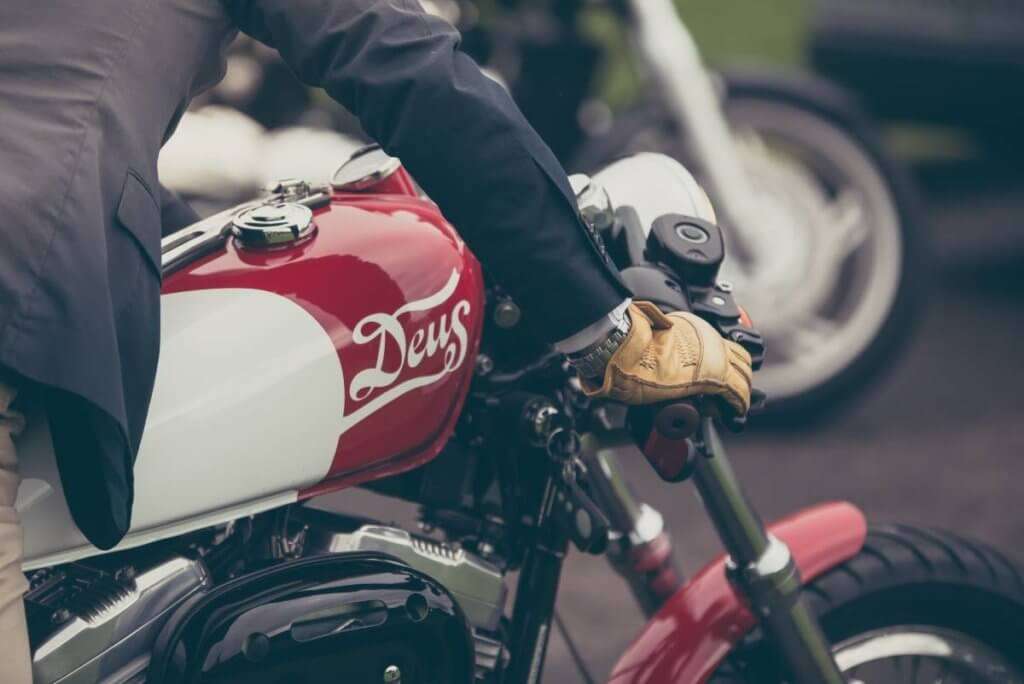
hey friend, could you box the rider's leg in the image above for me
[0,376,31,683]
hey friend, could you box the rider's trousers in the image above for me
[0,378,31,683]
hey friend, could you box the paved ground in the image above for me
[322,162,1024,682]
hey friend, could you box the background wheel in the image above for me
[572,71,927,421]
[715,525,1024,682]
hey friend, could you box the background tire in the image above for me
[572,71,927,422]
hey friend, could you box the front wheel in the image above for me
[716,525,1024,682]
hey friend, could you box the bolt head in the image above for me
[475,354,495,376]
[383,664,401,682]
[493,300,522,328]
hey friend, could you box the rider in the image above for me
[0,0,752,680]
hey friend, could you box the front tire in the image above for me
[716,525,1024,682]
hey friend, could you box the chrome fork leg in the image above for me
[625,0,759,264]
[692,418,846,684]
[582,434,685,618]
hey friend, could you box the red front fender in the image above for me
[607,501,867,684]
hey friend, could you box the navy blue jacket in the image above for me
[0,0,626,548]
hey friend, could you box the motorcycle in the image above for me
[446,0,926,420]
[16,147,1022,683]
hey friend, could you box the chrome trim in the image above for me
[582,435,661,550]
[161,202,258,276]
[834,625,1023,681]
[725,534,791,580]
[472,631,507,680]
[628,504,665,548]
[316,525,507,633]
[582,434,683,617]
[161,187,330,275]
[262,178,311,203]
[331,144,402,191]
[33,557,210,684]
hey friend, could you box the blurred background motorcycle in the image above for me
[451,0,925,420]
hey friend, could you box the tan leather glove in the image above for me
[580,301,753,415]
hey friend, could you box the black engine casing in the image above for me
[147,551,475,684]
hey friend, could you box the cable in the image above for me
[553,609,596,684]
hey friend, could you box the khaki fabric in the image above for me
[0,378,31,683]
[581,301,753,415]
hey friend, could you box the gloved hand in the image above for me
[579,301,753,416]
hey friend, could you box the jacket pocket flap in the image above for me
[116,171,161,276]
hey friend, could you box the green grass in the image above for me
[584,0,811,107]
[678,0,811,67]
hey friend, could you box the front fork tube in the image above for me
[582,435,684,617]
[693,418,846,683]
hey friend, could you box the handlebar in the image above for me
[601,207,766,479]
[608,208,765,368]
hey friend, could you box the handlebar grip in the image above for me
[652,400,701,440]
[630,400,702,482]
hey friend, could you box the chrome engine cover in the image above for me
[318,524,507,633]
[28,556,210,684]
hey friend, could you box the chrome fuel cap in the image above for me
[232,202,315,247]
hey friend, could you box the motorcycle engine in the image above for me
[26,517,497,684]
[147,550,477,684]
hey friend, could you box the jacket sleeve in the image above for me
[222,0,629,341]
[159,184,200,236]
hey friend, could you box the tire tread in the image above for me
[715,524,1024,681]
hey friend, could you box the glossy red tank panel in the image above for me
[163,191,485,493]
[607,501,867,684]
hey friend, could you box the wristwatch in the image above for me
[567,314,632,381]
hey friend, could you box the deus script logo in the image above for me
[338,269,472,434]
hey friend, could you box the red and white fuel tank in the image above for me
[17,147,485,568]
